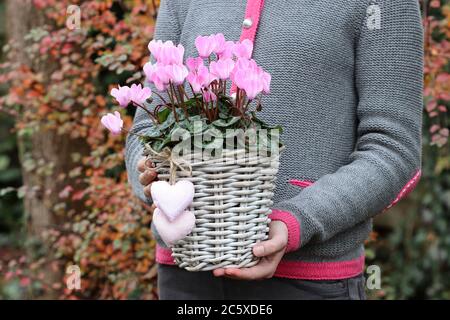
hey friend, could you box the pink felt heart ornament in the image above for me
[153,208,195,247]
[151,180,195,221]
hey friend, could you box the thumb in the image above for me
[253,222,288,257]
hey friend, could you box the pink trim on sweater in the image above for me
[289,179,314,188]
[274,255,365,280]
[269,209,301,252]
[230,0,265,95]
[383,169,422,212]
[156,245,175,265]
[239,0,265,44]
[156,244,364,280]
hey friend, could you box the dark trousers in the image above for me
[157,264,366,300]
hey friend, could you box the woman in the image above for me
[125,0,423,300]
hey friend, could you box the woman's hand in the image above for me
[213,220,288,280]
[138,157,158,213]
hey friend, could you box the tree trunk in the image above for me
[6,0,90,298]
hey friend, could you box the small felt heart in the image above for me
[153,208,195,247]
[151,180,195,222]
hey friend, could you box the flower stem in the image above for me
[166,87,179,122]
[132,101,157,124]
[153,91,168,105]
[177,84,190,119]
[189,83,197,97]
[244,99,251,113]
[179,85,190,100]
[201,88,212,121]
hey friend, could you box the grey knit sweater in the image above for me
[125,0,423,279]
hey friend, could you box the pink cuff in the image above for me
[156,245,175,265]
[269,209,301,252]
[382,169,422,213]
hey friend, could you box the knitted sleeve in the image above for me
[271,0,423,252]
[125,0,181,204]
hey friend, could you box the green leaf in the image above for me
[158,110,185,131]
[177,119,193,131]
[193,127,224,149]
[151,140,163,152]
[157,108,171,123]
[0,187,16,197]
[153,134,174,152]
[212,116,241,128]
[0,155,10,170]
[113,239,122,250]
[122,240,131,253]
[158,112,176,131]
[146,125,162,138]
[250,112,284,134]
[188,115,202,122]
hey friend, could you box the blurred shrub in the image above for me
[366,0,449,300]
[0,0,160,299]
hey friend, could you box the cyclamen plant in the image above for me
[102,33,281,152]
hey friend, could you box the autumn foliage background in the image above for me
[0,0,448,299]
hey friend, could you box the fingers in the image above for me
[143,183,154,198]
[213,221,289,280]
[218,251,284,280]
[222,267,263,280]
[252,221,288,257]
[213,268,225,277]
[142,203,156,214]
[139,169,157,186]
[252,240,283,258]
[137,158,146,172]
[138,157,157,199]
[137,157,154,173]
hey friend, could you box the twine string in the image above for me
[144,144,192,184]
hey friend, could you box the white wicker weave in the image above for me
[144,146,281,271]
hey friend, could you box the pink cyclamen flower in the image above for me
[101,111,123,135]
[233,39,253,59]
[129,84,152,105]
[195,35,216,58]
[187,65,216,93]
[213,33,226,54]
[148,39,164,60]
[160,43,185,65]
[186,57,204,71]
[111,84,152,107]
[218,40,235,59]
[143,61,157,79]
[144,62,170,91]
[230,58,252,83]
[110,85,131,107]
[202,89,217,102]
[234,70,263,100]
[232,59,270,100]
[230,58,258,78]
[230,58,262,82]
[210,58,235,80]
[149,40,184,65]
[243,77,262,100]
[165,64,189,85]
[261,71,271,94]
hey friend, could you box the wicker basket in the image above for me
[145,146,282,271]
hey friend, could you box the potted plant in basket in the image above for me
[101,33,284,271]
